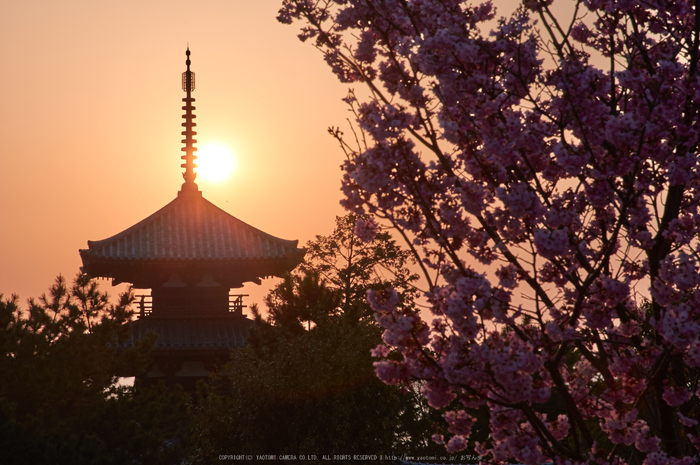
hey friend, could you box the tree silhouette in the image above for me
[265,270,341,332]
[188,218,437,460]
[0,274,190,464]
[298,213,418,322]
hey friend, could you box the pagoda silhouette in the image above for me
[80,49,305,390]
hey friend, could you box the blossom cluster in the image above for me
[280,0,700,463]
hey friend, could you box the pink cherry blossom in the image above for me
[445,434,468,453]
[353,216,379,242]
[281,0,700,462]
[678,412,698,427]
[662,385,692,407]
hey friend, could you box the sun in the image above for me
[195,143,236,182]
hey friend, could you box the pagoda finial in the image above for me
[180,47,199,194]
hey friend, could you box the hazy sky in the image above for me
[1,1,351,309]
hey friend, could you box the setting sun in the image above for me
[196,143,236,182]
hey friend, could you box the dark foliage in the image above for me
[298,214,419,322]
[188,215,440,461]
[0,274,190,465]
[189,319,438,460]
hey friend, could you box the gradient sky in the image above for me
[1,1,351,310]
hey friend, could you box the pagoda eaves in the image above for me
[80,189,305,288]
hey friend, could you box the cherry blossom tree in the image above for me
[279,0,700,463]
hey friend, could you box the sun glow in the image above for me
[196,143,236,182]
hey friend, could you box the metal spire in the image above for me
[180,47,199,193]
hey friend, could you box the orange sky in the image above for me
[1,1,351,310]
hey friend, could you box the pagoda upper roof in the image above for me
[80,50,304,288]
[79,188,305,286]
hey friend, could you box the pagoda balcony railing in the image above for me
[229,294,248,315]
[135,293,248,318]
[136,294,153,317]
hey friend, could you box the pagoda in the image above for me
[80,49,305,390]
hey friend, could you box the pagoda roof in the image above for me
[80,50,304,288]
[79,189,305,286]
[122,317,251,352]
